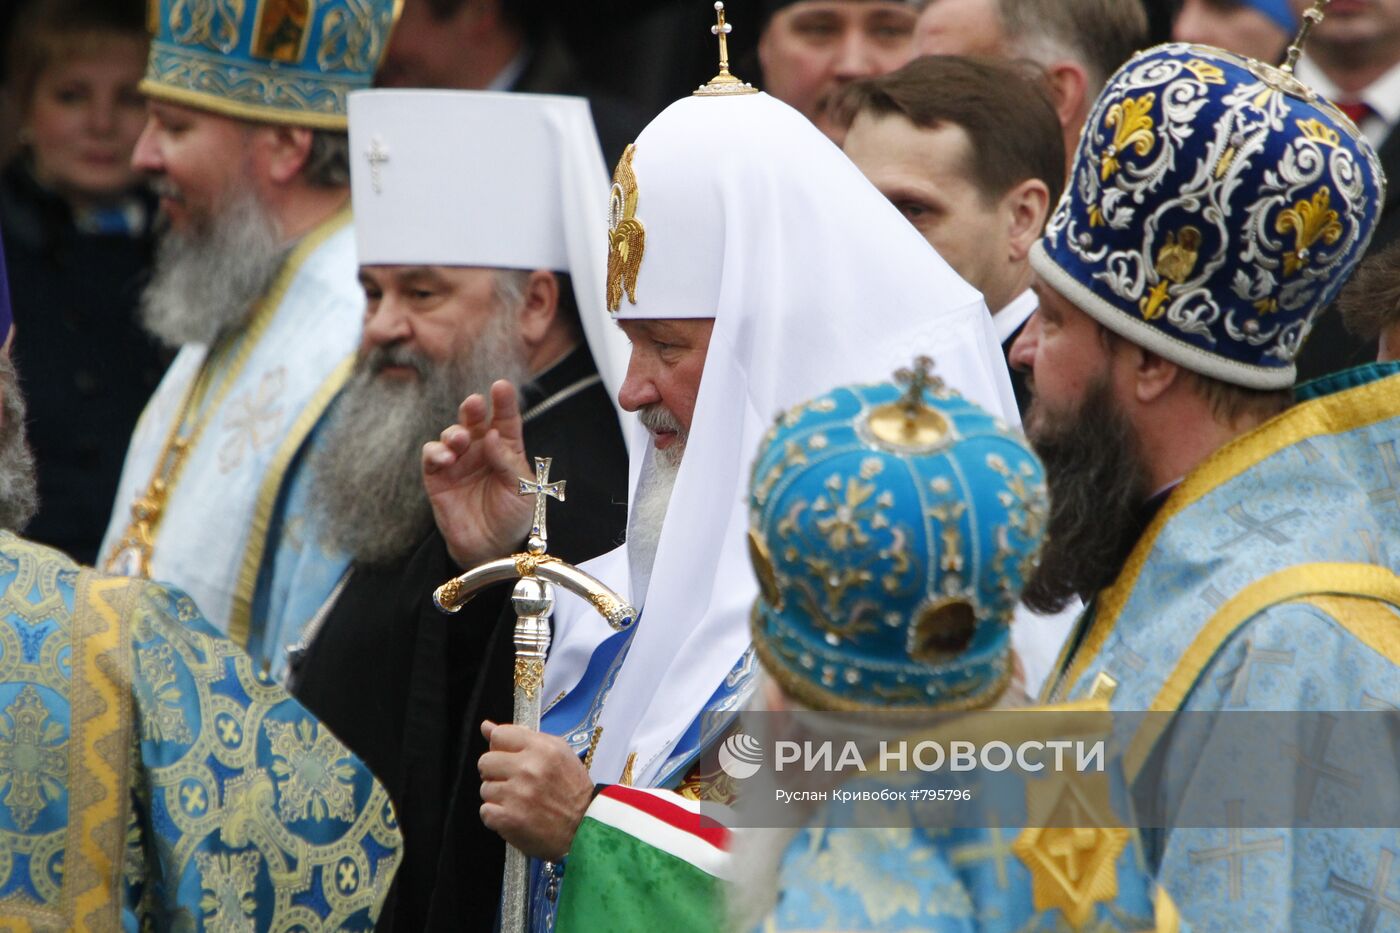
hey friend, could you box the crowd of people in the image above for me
[1,0,1400,930]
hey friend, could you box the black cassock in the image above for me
[289,345,629,931]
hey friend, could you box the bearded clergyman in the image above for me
[420,11,1020,925]
[1010,37,1400,929]
[98,0,399,668]
[267,89,630,932]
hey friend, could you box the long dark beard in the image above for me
[307,308,530,566]
[1021,377,1152,614]
[0,356,38,534]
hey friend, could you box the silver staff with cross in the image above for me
[432,456,635,933]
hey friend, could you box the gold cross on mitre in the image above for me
[1249,0,1329,98]
[867,355,950,449]
[518,457,566,555]
[1281,0,1329,76]
[894,356,944,417]
[695,2,757,97]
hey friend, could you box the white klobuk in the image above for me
[347,89,632,412]
[542,90,1021,787]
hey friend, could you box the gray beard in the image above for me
[308,306,531,566]
[626,452,679,606]
[0,357,39,535]
[140,189,286,348]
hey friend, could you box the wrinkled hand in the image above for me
[422,381,534,568]
[479,721,594,861]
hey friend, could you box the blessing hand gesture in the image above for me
[422,381,534,569]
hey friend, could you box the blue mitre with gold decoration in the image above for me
[141,0,401,129]
[747,360,1048,711]
[1031,41,1384,389]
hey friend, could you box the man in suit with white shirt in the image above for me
[837,54,1064,413]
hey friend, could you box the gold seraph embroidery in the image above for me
[607,144,646,314]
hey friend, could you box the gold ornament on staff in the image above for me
[432,456,635,933]
[695,1,757,97]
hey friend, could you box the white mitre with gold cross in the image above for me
[542,2,1019,788]
[346,89,631,416]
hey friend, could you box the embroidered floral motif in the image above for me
[195,849,261,933]
[318,0,382,72]
[266,719,357,822]
[1295,118,1340,148]
[170,0,246,55]
[135,644,193,743]
[1100,93,1156,181]
[803,826,925,924]
[1277,188,1343,277]
[219,366,287,473]
[0,686,66,831]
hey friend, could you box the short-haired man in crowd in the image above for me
[914,0,1148,163]
[375,0,641,164]
[837,55,1074,695]
[837,54,1064,412]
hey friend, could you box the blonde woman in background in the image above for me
[0,0,165,565]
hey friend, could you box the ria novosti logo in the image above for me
[718,733,764,779]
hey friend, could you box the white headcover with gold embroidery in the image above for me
[542,89,1020,786]
[347,89,630,411]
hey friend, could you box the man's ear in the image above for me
[516,270,561,347]
[1123,342,1181,405]
[254,124,315,186]
[1041,60,1089,132]
[1002,177,1051,263]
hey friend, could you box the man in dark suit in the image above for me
[1292,0,1400,379]
[836,55,1065,414]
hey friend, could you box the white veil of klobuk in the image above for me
[540,90,1019,786]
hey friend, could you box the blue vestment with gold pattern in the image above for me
[1042,363,1400,930]
[0,533,400,930]
[762,698,1180,932]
